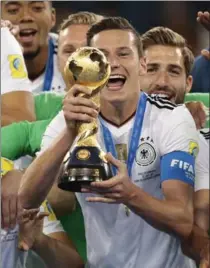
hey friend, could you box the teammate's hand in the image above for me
[1,170,23,230]
[1,19,19,36]
[81,153,136,204]
[18,208,49,251]
[63,84,99,130]
[197,11,210,60]
[185,101,208,129]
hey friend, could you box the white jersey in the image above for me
[1,200,64,268]
[1,27,31,95]
[40,94,199,268]
[30,33,65,95]
[195,133,209,191]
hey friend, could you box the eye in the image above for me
[170,69,180,75]
[119,52,129,57]
[31,4,45,13]
[147,67,157,73]
[7,7,19,15]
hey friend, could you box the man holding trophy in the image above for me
[19,17,201,268]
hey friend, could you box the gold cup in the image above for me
[58,47,112,192]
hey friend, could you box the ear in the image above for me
[51,7,56,29]
[139,56,147,76]
[186,75,193,93]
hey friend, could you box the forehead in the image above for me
[3,1,50,6]
[145,45,184,66]
[91,29,136,50]
[59,24,90,46]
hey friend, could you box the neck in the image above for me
[100,92,140,126]
[24,44,49,81]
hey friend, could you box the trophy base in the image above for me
[58,146,113,192]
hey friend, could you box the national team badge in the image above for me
[188,141,199,157]
[135,137,156,166]
[8,54,27,79]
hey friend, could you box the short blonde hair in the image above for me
[59,11,104,32]
[142,26,194,77]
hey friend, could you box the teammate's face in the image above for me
[141,45,192,104]
[1,1,55,58]
[58,24,90,81]
[90,29,146,104]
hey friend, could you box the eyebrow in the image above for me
[147,62,182,70]
[5,1,21,6]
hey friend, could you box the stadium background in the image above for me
[52,1,210,56]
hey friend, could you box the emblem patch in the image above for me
[188,141,199,157]
[76,149,90,160]
[8,54,27,79]
[136,137,156,166]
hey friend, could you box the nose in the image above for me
[155,71,169,88]
[19,5,34,23]
[108,55,120,70]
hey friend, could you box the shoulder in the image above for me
[146,95,195,128]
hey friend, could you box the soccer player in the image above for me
[1,1,65,94]
[1,157,84,268]
[1,21,36,126]
[19,17,200,268]
[191,11,210,93]
[140,26,209,266]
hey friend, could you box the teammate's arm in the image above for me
[2,92,36,126]
[1,27,36,126]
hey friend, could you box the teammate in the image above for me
[19,17,200,268]
[140,26,209,266]
[1,21,36,126]
[1,1,65,94]
[191,11,210,93]
[1,157,84,268]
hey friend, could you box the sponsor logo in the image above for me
[170,159,195,181]
[8,55,27,79]
[136,137,156,166]
[188,141,199,157]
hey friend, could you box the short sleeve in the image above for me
[159,105,199,186]
[41,200,64,235]
[37,111,66,156]
[1,27,31,95]
[195,134,209,191]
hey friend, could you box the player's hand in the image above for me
[1,170,23,230]
[81,153,136,204]
[1,19,19,36]
[185,101,208,129]
[18,208,49,251]
[200,241,209,268]
[63,84,99,130]
[197,11,210,60]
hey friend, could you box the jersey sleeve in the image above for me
[195,134,209,191]
[158,105,199,187]
[1,27,31,95]
[41,200,64,235]
[38,111,66,156]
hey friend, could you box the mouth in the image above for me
[150,91,175,102]
[107,74,127,91]
[19,29,37,44]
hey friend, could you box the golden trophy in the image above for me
[58,47,113,192]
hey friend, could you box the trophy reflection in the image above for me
[58,47,113,192]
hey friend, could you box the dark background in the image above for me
[52,1,210,56]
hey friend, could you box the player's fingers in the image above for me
[2,196,10,230]
[9,196,18,229]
